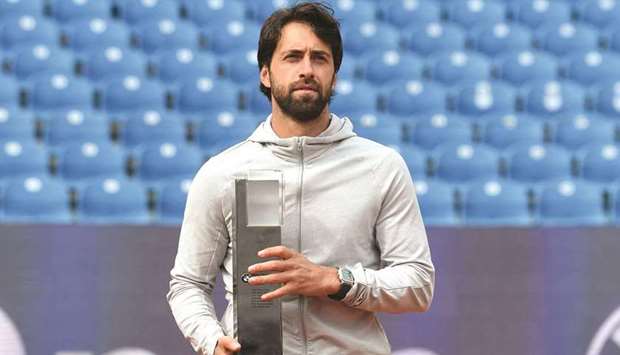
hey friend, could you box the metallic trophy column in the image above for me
[233,171,283,355]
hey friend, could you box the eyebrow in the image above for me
[282,49,331,58]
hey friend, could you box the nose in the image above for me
[298,55,314,80]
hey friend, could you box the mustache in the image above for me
[290,79,320,92]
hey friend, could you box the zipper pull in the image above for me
[297,137,303,152]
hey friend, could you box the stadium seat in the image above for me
[197,110,258,154]
[430,51,492,87]
[512,0,571,29]
[175,77,239,122]
[406,22,466,56]
[343,22,400,56]
[156,48,218,84]
[576,0,620,29]
[349,113,402,146]
[244,88,271,116]
[481,113,544,149]
[330,80,378,116]
[446,0,507,28]
[463,179,531,225]
[472,22,532,56]
[204,20,260,54]
[361,50,424,85]
[0,106,35,142]
[410,113,471,150]
[536,179,607,225]
[0,75,20,107]
[337,55,358,80]
[122,110,186,148]
[50,0,110,23]
[325,0,377,28]
[221,49,258,84]
[434,143,499,183]
[0,140,48,180]
[3,176,71,223]
[77,177,149,224]
[57,141,126,185]
[385,80,447,117]
[31,73,93,113]
[594,79,620,118]
[0,0,44,19]
[524,80,586,119]
[12,44,74,80]
[380,0,440,28]
[102,75,166,114]
[156,177,191,224]
[390,144,428,179]
[83,46,147,82]
[135,18,199,54]
[607,28,620,53]
[64,18,131,54]
[579,143,620,183]
[507,143,573,183]
[538,23,600,57]
[550,113,615,150]
[456,81,516,117]
[1,15,60,49]
[566,51,620,87]
[414,178,458,225]
[185,0,246,27]
[497,50,558,87]
[135,142,203,185]
[118,0,178,24]
[247,0,292,23]
[45,110,109,148]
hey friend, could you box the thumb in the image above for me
[219,336,241,351]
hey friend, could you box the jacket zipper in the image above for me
[297,137,309,355]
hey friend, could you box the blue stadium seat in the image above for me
[361,50,424,85]
[3,176,71,223]
[118,0,178,24]
[337,55,358,80]
[524,80,586,119]
[64,18,131,54]
[481,113,544,149]
[539,22,600,56]
[430,51,492,87]
[246,0,292,23]
[343,22,400,56]
[136,142,203,185]
[0,140,48,180]
[349,113,402,146]
[156,177,191,224]
[406,22,466,56]
[410,113,471,150]
[77,177,149,224]
[456,81,516,117]
[536,179,607,225]
[550,113,615,150]
[0,75,20,107]
[0,0,44,19]
[380,0,440,28]
[12,44,74,80]
[245,88,271,116]
[579,143,620,183]
[102,75,166,114]
[434,143,499,183]
[31,73,93,113]
[512,0,571,29]
[221,49,257,84]
[414,178,458,225]
[175,77,239,122]
[507,143,573,183]
[325,0,377,28]
[0,106,35,142]
[83,46,146,82]
[154,48,218,84]
[472,22,532,56]
[1,15,60,49]
[204,20,260,54]
[197,110,258,155]
[446,0,506,28]
[576,0,620,29]
[566,51,620,87]
[497,50,558,87]
[185,0,245,27]
[463,179,530,225]
[385,80,447,117]
[390,143,427,179]
[135,18,199,54]
[594,79,620,118]
[122,110,185,149]
[607,28,620,53]
[57,141,126,185]
[330,80,378,116]
[50,0,110,23]
[45,110,109,148]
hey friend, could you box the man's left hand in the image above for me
[248,246,340,301]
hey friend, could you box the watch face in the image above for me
[340,268,355,285]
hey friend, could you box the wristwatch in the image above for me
[328,267,355,301]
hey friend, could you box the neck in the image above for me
[270,104,331,138]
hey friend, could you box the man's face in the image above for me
[260,22,336,122]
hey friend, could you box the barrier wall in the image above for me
[0,226,619,355]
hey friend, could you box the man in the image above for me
[167,3,434,355]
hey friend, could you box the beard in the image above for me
[271,76,333,123]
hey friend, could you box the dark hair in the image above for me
[257,2,343,99]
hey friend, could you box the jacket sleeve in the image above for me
[342,149,435,314]
[166,162,229,355]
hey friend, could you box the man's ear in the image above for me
[260,66,271,89]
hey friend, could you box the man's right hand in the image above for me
[213,336,241,355]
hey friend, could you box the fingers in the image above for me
[217,336,241,354]
[248,259,289,274]
[258,245,295,259]
[248,270,293,286]
[260,283,295,301]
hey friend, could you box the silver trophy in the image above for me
[233,171,283,355]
